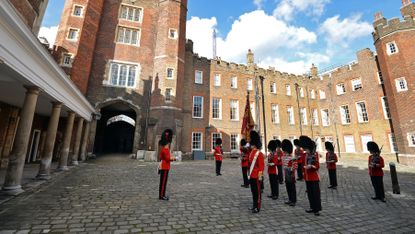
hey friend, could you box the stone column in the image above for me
[2,86,40,195]
[70,118,84,165]
[57,111,75,171]
[79,121,90,161]
[37,102,62,179]
[87,119,97,158]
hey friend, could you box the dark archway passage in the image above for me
[94,103,136,154]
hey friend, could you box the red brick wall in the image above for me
[9,0,39,29]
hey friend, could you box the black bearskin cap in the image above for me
[267,140,277,152]
[293,139,300,146]
[216,138,223,145]
[160,129,173,146]
[325,141,334,151]
[275,139,282,148]
[240,138,247,146]
[299,135,314,151]
[281,139,293,154]
[249,130,262,149]
[367,141,380,153]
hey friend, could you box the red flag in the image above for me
[241,92,255,142]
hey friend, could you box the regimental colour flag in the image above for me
[241,92,255,142]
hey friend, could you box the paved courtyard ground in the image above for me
[1,154,415,233]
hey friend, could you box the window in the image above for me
[169,29,178,39]
[250,102,255,122]
[336,83,346,95]
[310,89,316,99]
[271,104,280,124]
[192,132,202,150]
[165,88,173,102]
[192,96,203,118]
[62,54,73,67]
[287,106,295,125]
[286,84,291,96]
[321,109,330,126]
[299,87,304,98]
[388,133,398,153]
[212,98,222,119]
[356,102,369,123]
[395,77,408,92]
[67,28,79,40]
[352,78,362,91]
[214,74,221,86]
[377,72,384,84]
[195,70,203,84]
[247,79,253,91]
[212,133,222,150]
[408,133,415,147]
[381,97,391,119]
[109,62,138,88]
[72,5,83,17]
[117,26,140,45]
[340,105,351,124]
[344,135,356,152]
[230,100,239,120]
[386,42,398,55]
[231,134,239,152]
[361,135,373,153]
[270,82,276,94]
[300,108,307,125]
[312,109,319,126]
[231,77,238,89]
[319,90,326,99]
[166,68,174,79]
[120,5,143,22]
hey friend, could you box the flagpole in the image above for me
[259,75,267,155]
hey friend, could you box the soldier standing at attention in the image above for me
[282,139,297,206]
[367,141,386,202]
[159,129,177,201]
[240,139,250,188]
[267,140,279,200]
[294,139,305,181]
[275,140,284,184]
[325,142,338,189]
[248,131,265,213]
[214,138,223,176]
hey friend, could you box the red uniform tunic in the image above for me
[294,149,306,164]
[326,152,338,170]
[267,152,278,175]
[276,150,283,166]
[368,154,384,176]
[282,153,297,179]
[160,147,171,170]
[248,149,265,179]
[240,147,250,167]
[304,152,320,181]
[214,146,223,161]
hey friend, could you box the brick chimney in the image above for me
[401,0,415,19]
[246,49,254,66]
[310,64,318,77]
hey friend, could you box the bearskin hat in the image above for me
[325,141,334,151]
[293,139,300,146]
[367,141,380,153]
[281,139,293,154]
[275,139,282,148]
[216,138,223,145]
[240,138,247,146]
[160,129,173,146]
[267,140,277,152]
[299,135,315,151]
[249,130,262,149]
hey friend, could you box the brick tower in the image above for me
[373,0,415,164]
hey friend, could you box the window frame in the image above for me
[192,96,204,119]
[312,109,319,126]
[192,132,203,151]
[300,107,307,125]
[211,132,222,150]
[212,98,222,120]
[247,79,253,91]
[356,101,369,123]
[321,109,330,127]
[67,28,79,41]
[166,68,174,80]
[116,26,141,46]
[168,28,178,39]
[119,4,143,23]
[271,104,280,124]
[408,132,415,147]
[165,88,173,102]
[195,70,203,84]
[287,106,295,125]
[340,105,351,125]
[230,134,239,152]
[336,83,346,95]
[61,53,73,67]
[286,84,291,96]
[310,89,316,99]
[72,5,84,17]
[381,97,391,119]
[231,77,238,89]
[230,99,239,121]
[351,78,363,91]
[108,61,139,88]
[395,77,408,92]
[270,82,276,94]
[214,74,221,87]
[319,90,326,99]
[386,41,399,55]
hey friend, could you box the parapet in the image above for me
[373,15,415,41]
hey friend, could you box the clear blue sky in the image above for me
[40,0,404,74]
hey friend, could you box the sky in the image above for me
[39,0,403,75]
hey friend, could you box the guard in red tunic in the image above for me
[367,141,386,202]
[267,140,279,200]
[248,131,265,213]
[325,142,338,189]
[275,140,284,184]
[282,139,297,206]
[300,135,322,216]
[240,139,250,188]
[294,139,305,181]
[159,129,176,201]
[214,138,223,176]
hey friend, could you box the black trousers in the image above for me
[297,163,303,179]
[328,169,337,187]
[371,176,385,199]
[250,178,261,210]
[306,181,322,212]
[285,181,296,203]
[269,174,279,197]
[159,170,169,198]
[277,165,284,183]
[242,167,249,186]
[216,161,222,175]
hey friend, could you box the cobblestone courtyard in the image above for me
[1,155,415,233]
